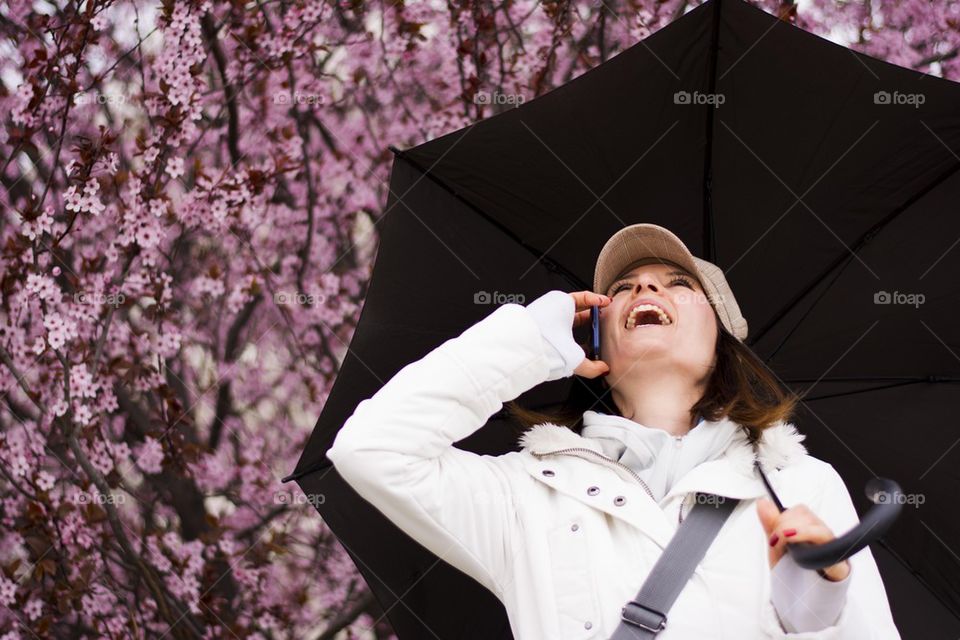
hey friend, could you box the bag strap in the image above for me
[609,493,740,639]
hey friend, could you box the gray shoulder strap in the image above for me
[610,494,740,639]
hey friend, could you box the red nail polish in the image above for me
[783,529,797,537]
[769,534,779,547]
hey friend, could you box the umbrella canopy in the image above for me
[284,0,960,636]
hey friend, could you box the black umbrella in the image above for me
[283,0,960,636]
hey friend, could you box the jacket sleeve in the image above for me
[770,549,850,632]
[760,463,901,639]
[325,292,580,598]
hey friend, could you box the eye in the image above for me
[610,282,630,295]
[670,276,694,289]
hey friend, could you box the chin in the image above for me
[620,339,672,359]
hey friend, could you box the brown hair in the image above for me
[506,312,798,444]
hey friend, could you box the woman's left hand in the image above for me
[756,498,851,582]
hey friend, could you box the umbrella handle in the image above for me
[784,478,904,571]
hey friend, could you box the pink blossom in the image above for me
[25,273,59,301]
[42,312,78,349]
[23,598,43,621]
[135,437,164,474]
[64,178,106,216]
[11,81,36,127]
[0,576,15,607]
[18,206,54,240]
[165,156,185,180]
[35,471,55,492]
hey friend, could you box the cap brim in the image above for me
[593,224,699,295]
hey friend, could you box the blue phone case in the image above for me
[590,305,600,360]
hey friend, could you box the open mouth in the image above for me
[624,301,673,330]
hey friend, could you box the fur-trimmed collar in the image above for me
[517,413,808,476]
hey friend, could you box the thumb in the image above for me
[756,498,780,536]
[574,358,610,379]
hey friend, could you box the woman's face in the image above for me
[600,262,718,384]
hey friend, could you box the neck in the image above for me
[609,368,705,437]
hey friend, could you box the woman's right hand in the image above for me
[570,291,612,379]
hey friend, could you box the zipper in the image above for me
[533,446,693,526]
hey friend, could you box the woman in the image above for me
[326,223,900,639]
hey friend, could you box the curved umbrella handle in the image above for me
[786,478,903,571]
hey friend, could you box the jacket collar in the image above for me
[518,412,808,499]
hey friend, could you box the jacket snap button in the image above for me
[584,621,593,630]
[614,495,626,506]
[542,469,555,477]
[570,523,580,532]
[586,486,600,496]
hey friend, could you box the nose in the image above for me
[632,274,660,294]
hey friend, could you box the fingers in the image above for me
[570,291,611,313]
[569,291,612,370]
[573,308,591,329]
[759,502,838,569]
[571,292,611,328]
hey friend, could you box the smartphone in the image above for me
[589,305,601,360]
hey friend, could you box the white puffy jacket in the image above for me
[326,297,901,639]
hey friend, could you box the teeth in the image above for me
[625,304,672,329]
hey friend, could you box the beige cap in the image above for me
[593,223,749,341]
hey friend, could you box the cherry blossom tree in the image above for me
[0,0,956,637]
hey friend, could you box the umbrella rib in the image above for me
[702,0,724,262]
[800,379,946,402]
[749,158,960,347]
[764,249,854,361]
[783,376,960,383]
[874,537,960,623]
[387,146,589,291]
